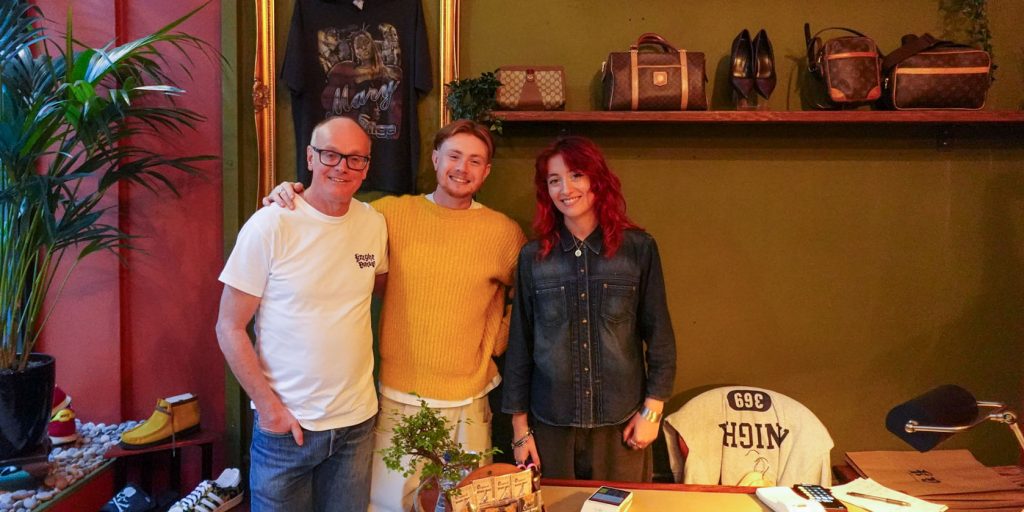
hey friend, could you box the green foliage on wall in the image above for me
[940,0,997,78]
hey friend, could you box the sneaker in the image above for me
[168,468,243,512]
[100,483,156,512]
[0,465,36,492]
[119,393,201,450]
[47,407,79,445]
[51,386,71,417]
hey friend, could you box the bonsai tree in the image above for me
[0,1,214,373]
[380,400,500,501]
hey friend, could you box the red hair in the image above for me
[532,136,641,259]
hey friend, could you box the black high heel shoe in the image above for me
[730,29,755,107]
[753,29,777,100]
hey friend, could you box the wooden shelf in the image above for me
[492,110,1024,124]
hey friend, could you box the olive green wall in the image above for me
[459,1,1024,466]
[232,0,1024,468]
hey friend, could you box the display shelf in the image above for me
[492,110,1024,124]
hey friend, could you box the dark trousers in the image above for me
[533,420,651,481]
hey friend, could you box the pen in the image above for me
[848,491,910,506]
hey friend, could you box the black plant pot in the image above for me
[0,353,55,461]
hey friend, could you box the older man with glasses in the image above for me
[217,116,388,512]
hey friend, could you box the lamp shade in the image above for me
[885,384,979,452]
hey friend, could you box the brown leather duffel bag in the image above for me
[601,33,707,111]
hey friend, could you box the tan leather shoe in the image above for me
[119,393,200,450]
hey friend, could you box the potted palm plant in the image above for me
[0,1,213,460]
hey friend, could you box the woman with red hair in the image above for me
[502,136,676,481]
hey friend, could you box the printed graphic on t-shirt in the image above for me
[719,389,790,449]
[318,24,403,140]
[354,253,376,269]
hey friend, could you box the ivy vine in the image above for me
[443,70,502,133]
[939,0,997,79]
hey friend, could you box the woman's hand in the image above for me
[513,437,540,469]
[512,412,541,468]
[261,181,305,208]
[622,398,664,450]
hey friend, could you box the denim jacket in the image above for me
[502,226,676,427]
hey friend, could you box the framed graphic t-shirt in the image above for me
[281,0,432,194]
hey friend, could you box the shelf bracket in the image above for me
[936,125,954,151]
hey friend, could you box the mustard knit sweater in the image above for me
[373,195,526,400]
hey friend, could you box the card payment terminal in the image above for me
[580,486,633,512]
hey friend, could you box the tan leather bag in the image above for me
[496,66,566,111]
[601,33,707,111]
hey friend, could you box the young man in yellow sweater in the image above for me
[265,120,526,512]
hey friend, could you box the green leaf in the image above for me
[0,0,218,370]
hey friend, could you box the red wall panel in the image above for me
[34,0,225,485]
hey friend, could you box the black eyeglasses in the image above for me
[311,146,370,170]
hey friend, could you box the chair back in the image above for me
[663,385,834,486]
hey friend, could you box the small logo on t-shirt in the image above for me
[354,253,376,269]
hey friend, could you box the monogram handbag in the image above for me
[496,66,566,111]
[804,23,883,107]
[881,33,991,110]
[601,33,708,111]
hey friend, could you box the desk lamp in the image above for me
[885,384,1024,453]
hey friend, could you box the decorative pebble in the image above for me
[1,420,137,509]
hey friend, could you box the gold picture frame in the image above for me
[439,0,460,127]
[251,0,460,205]
[252,0,276,207]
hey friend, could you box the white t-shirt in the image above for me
[219,196,388,431]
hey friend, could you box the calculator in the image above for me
[793,484,847,511]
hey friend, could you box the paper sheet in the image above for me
[833,478,948,512]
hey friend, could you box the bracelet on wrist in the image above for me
[511,429,534,448]
[639,406,663,423]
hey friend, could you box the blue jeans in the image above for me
[250,414,376,512]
